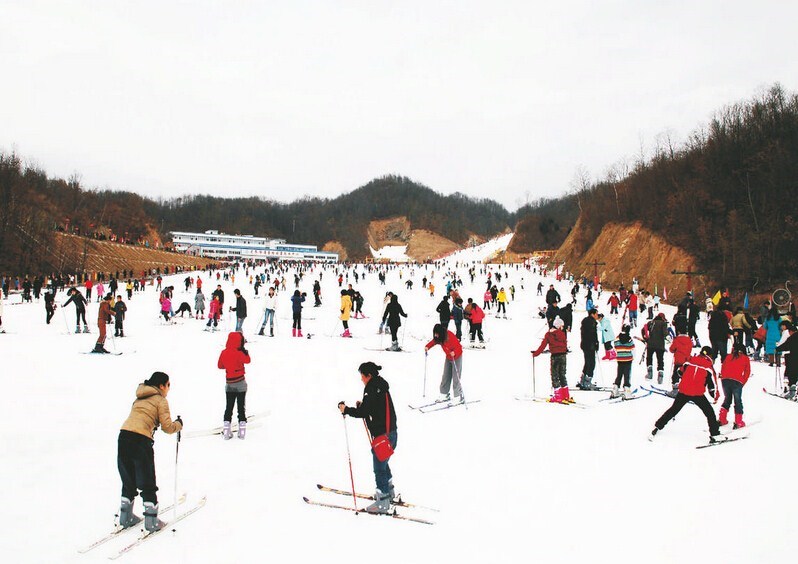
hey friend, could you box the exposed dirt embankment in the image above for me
[554,219,713,301]
[52,233,212,276]
[366,216,460,261]
[322,241,348,262]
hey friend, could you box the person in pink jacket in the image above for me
[205,295,221,331]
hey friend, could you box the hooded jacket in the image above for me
[533,327,568,356]
[217,332,250,384]
[120,383,182,439]
[679,354,717,396]
[426,330,463,360]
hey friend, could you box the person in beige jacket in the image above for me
[117,372,183,532]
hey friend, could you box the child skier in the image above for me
[113,295,127,337]
[611,325,635,399]
[532,317,571,403]
[205,295,221,331]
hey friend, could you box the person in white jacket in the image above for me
[258,286,278,336]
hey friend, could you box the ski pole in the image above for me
[401,322,407,349]
[341,414,358,512]
[532,355,536,398]
[595,350,604,386]
[61,306,70,332]
[174,424,181,524]
[422,352,428,398]
[451,357,466,410]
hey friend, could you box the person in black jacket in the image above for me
[645,313,669,383]
[381,294,408,351]
[63,287,89,333]
[545,284,561,306]
[436,295,451,330]
[231,289,247,332]
[776,321,798,399]
[708,309,732,363]
[578,309,600,390]
[338,362,397,514]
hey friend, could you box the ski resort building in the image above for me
[170,230,338,262]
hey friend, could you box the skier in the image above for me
[194,288,205,319]
[649,346,721,443]
[173,302,193,318]
[708,309,732,363]
[607,292,620,316]
[531,317,571,403]
[645,313,669,383]
[258,286,277,337]
[338,362,397,514]
[436,295,451,330]
[291,290,306,337]
[313,280,322,307]
[776,321,798,398]
[424,323,464,404]
[598,313,616,359]
[117,372,183,531]
[452,297,464,341]
[611,325,635,399]
[467,299,486,346]
[339,289,352,338]
[545,284,560,306]
[668,326,693,397]
[63,287,90,333]
[44,290,56,324]
[114,295,127,337]
[381,293,407,351]
[718,343,751,428]
[217,332,250,439]
[93,294,116,353]
[230,289,247,332]
[205,295,221,331]
[577,309,600,390]
[763,305,783,367]
[497,288,508,318]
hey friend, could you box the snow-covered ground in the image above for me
[443,232,514,263]
[370,244,410,262]
[0,261,794,563]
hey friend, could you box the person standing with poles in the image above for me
[424,323,464,404]
[93,293,115,353]
[338,362,398,514]
[381,293,408,351]
[117,372,183,531]
[217,331,251,439]
[63,287,90,333]
[531,317,571,403]
[577,309,600,390]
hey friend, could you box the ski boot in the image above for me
[118,497,141,529]
[646,366,653,380]
[435,393,450,404]
[365,489,392,515]
[623,386,634,400]
[648,428,659,442]
[83,325,90,333]
[142,502,165,532]
[258,328,265,336]
[292,328,297,337]
[718,407,729,426]
[610,385,621,399]
[297,330,303,337]
[733,413,746,430]
[238,420,247,439]
[75,326,81,334]
[787,385,797,400]
[561,386,574,403]
[657,370,664,385]
[453,394,465,405]
[548,388,564,403]
[222,421,233,440]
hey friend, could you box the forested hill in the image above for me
[560,84,798,289]
[152,176,513,259]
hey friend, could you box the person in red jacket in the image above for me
[649,346,721,443]
[719,343,751,428]
[425,324,464,404]
[468,300,486,347]
[668,329,694,397]
[532,317,571,403]
[217,332,251,439]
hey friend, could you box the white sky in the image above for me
[1,1,795,210]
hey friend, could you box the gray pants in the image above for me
[439,357,463,397]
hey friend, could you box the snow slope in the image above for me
[0,262,794,564]
[369,244,410,262]
[442,232,513,263]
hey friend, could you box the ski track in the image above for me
[0,248,793,563]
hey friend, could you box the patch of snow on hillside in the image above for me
[442,232,514,262]
[369,244,410,262]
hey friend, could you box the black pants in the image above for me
[293,312,301,330]
[117,430,158,504]
[75,309,87,326]
[646,348,665,370]
[389,324,399,341]
[469,322,484,342]
[115,319,124,335]
[224,391,247,422]
[46,306,55,324]
[711,339,728,363]
[582,348,596,378]
[654,393,719,436]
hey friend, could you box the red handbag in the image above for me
[369,393,394,462]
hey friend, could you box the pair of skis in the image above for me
[78,493,206,558]
[183,411,270,439]
[304,484,435,525]
[408,399,481,413]
[513,396,589,409]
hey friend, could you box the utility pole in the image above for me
[587,261,606,287]
[671,268,706,293]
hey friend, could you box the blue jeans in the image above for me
[372,430,398,493]
[235,317,245,332]
[721,379,744,414]
[261,309,275,329]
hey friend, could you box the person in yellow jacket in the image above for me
[340,289,353,337]
[497,288,509,319]
[117,372,183,532]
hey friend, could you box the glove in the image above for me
[176,416,183,427]
[713,389,720,402]
[241,348,249,356]
[532,351,539,357]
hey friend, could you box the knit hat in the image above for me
[553,317,564,329]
